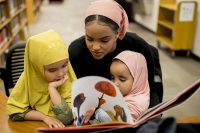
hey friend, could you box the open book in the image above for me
[37,76,200,132]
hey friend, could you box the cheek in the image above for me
[119,87,127,96]
[104,41,116,53]
[86,41,92,49]
[120,82,132,96]
[64,66,68,73]
[45,72,53,82]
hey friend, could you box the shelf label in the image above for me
[179,3,195,22]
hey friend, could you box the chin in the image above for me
[92,54,105,60]
[93,56,104,60]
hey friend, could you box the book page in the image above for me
[71,76,133,126]
[135,79,200,126]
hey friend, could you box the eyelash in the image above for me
[101,40,109,43]
[120,79,126,82]
[111,76,126,82]
[87,38,109,43]
[62,63,68,68]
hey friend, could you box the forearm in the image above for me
[52,97,73,125]
[49,87,62,106]
[24,110,48,121]
[25,110,66,128]
[10,108,32,121]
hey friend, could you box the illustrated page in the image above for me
[71,76,133,126]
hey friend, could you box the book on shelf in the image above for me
[9,0,18,16]
[12,33,20,44]
[20,11,27,23]
[11,16,20,33]
[19,0,26,8]
[37,76,200,133]
[22,25,29,39]
[0,4,6,23]
[0,28,9,48]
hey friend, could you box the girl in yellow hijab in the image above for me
[7,30,76,128]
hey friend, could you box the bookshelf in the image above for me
[156,0,198,57]
[0,0,29,66]
[26,0,42,23]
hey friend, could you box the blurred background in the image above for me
[0,0,199,118]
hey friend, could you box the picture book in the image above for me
[37,76,200,133]
[71,76,133,126]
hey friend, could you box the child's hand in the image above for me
[49,75,68,89]
[43,116,65,128]
[82,107,96,124]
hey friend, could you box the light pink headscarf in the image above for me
[85,0,129,40]
[114,50,150,120]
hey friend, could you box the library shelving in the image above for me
[156,0,198,57]
[0,0,29,66]
[25,0,42,23]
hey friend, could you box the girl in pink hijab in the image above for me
[110,50,150,120]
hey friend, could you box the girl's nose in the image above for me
[92,42,101,50]
[57,69,65,77]
[113,80,119,87]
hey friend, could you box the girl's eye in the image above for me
[86,38,93,42]
[48,69,56,73]
[62,63,68,68]
[119,78,126,82]
[101,39,109,43]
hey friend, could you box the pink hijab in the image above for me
[85,0,129,40]
[114,50,150,120]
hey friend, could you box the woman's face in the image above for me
[85,22,119,60]
[110,60,134,96]
[44,59,68,82]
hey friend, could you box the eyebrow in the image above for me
[86,34,110,40]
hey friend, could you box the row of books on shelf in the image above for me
[9,0,18,16]
[11,16,20,33]
[1,1,27,25]
[0,4,6,24]
[0,25,29,49]
[0,26,10,49]
[9,0,26,16]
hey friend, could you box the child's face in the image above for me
[110,60,133,96]
[44,59,68,82]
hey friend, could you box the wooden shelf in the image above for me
[160,3,177,11]
[0,39,12,55]
[0,19,10,29]
[156,0,198,55]
[0,0,5,3]
[158,20,174,30]
[156,35,173,49]
[0,0,29,66]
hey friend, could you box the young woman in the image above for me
[7,30,76,128]
[69,0,160,108]
[110,50,150,120]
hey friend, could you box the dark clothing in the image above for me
[91,117,200,133]
[69,32,159,107]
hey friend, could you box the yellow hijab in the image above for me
[7,30,76,116]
